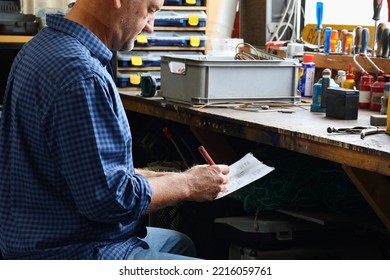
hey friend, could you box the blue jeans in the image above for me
[127,227,199,260]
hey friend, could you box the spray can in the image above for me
[369,76,385,111]
[298,54,315,97]
[359,73,374,108]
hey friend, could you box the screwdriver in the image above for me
[376,23,386,57]
[330,29,339,53]
[361,28,370,55]
[381,27,390,57]
[316,2,323,51]
[354,26,363,54]
[324,27,332,54]
[388,0,390,21]
[341,29,348,53]
[372,0,383,52]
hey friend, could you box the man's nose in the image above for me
[143,16,155,33]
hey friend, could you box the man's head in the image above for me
[66,0,164,51]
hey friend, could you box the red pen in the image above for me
[198,146,215,165]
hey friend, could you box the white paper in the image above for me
[215,153,275,199]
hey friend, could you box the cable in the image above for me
[269,0,294,42]
[277,0,296,41]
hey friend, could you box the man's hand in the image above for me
[183,164,230,201]
[143,164,230,213]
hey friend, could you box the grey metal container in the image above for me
[160,55,301,104]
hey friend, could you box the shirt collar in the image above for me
[46,13,113,66]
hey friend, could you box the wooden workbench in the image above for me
[120,92,390,231]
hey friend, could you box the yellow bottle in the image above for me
[342,74,355,89]
[387,94,390,135]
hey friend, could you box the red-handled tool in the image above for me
[163,127,189,169]
[388,0,390,21]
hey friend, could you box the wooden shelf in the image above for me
[309,52,390,75]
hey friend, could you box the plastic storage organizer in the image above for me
[155,10,207,27]
[160,55,301,105]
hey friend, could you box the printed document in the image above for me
[216,153,274,199]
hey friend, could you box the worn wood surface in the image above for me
[309,52,390,74]
[120,93,390,176]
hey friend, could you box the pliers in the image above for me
[327,126,387,139]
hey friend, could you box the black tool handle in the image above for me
[381,28,390,57]
[373,0,383,20]
[354,26,362,54]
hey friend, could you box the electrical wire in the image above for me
[277,0,296,41]
[269,0,304,42]
[269,0,294,41]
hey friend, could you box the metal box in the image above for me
[160,55,301,104]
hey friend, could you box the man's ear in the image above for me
[113,0,122,9]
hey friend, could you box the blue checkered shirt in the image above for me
[0,14,152,259]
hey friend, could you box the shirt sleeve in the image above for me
[45,73,152,224]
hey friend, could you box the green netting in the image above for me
[238,147,374,216]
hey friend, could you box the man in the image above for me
[0,0,230,260]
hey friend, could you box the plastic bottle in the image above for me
[311,68,339,112]
[335,70,346,88]
[298,54,316,97]
[342,73,355,89]
[286,42,304,61]
[359,73,374,108]
[369,76,385,111]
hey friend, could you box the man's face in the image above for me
[117,0,163,51]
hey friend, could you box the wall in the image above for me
[305,0,389,26]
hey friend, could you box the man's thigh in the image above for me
[127,227,198,260]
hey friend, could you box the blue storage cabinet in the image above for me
[135,31,206,47]
[155,10,206,27]
[118,50,203,68]
[164,0,203,6]
[116,1,207,89]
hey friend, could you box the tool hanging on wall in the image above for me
[376,23,386,57]
[372,0,383,53]
[354,26,363,54]
[381,27,390,57]
[316,2,323,51]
